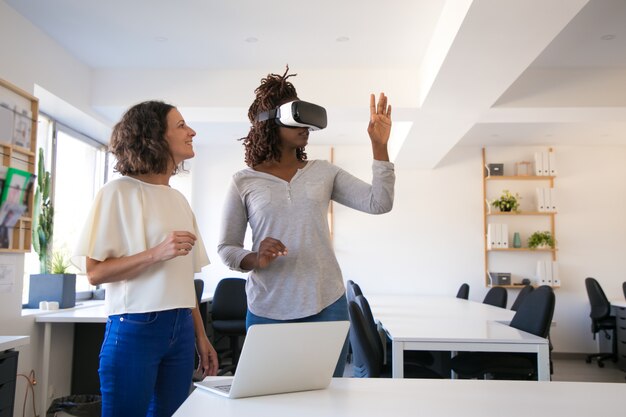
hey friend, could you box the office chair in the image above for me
[348,299,441,379]
[211,277,247,375]
[456,283,470,300]
[194,279,204,306]
[584,277,617,367]
[450,285,555,380]
[482,287,508,308]
[346,280,363,304]
[623,281,626,299]
[510,285,534,311]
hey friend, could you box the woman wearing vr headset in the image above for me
[218,68,394,377]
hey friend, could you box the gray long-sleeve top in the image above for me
[217,159,395,320]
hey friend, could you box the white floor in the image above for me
[551,356,625,383]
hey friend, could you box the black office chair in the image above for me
[348,299,441,379]
[194,279,204,306]
[510,285,534,311]
[211,277,247,375]
[456,283,470,300]
[346,280,363,304]
[482,287,508,308]
[584,277,617,367]
[622,281,626,299]
[450,285,555,380]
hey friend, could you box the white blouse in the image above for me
[73,176,210,315]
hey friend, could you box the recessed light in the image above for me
[336,36,350,42]
[245,37,258,43]
[601,34,615,41]
[154,36,168,42]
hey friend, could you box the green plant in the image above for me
[49,250,71,274]
[32,148,54,273]
[491,190,521,212]
[528,231,555,249]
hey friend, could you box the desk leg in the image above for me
[41,322,51,414]
[450,351,457,379]
[537,344,550,381]
[391,341,404,378]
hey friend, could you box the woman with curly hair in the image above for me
[218,69,395,377]
[73,101,218,417]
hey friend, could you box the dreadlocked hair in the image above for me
[241,66,308,167]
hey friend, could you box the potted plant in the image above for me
[27,148,76,309]
[528,231,555,249]
[491,190,521,212]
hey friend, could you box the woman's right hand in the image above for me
[152,231,197,262]
[257,237,288,269]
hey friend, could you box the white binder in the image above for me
[548,151,557,176]
[545,259,553,285]
[549,188,557,212]
[536,188,546,212]
[541,151,550,175]
[534,152,543,176]
[494,223,502,249]
[487,224,495,250]
[536,260,547,286]
[501,223,509,249]
[543,188,552,213]
[552,261,560,286]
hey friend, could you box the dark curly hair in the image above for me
[241,67,307,167]
[109,100,182,176]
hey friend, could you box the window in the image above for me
[23,115,106,304]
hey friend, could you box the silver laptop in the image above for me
[194,320,349,399]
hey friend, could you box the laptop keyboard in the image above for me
[214,384,232,393]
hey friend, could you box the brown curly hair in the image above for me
[241,67,307,167]
[109,101,182,176]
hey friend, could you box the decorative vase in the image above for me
[513,232,522,248]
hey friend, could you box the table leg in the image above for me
[41,322,51,414]
[537,344,550,381]
[392,341,404,378]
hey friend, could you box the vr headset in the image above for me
[255,100,327,130]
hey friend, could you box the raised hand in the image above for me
[367,92,392,147]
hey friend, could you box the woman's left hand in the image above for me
[367,92,392,146]
[196,334,219,377]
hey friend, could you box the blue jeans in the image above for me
[99,308,195,417]
[246,294,349,377]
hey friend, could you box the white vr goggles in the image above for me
[255,100,327,130]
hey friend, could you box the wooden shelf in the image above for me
[488,284,561,289]
[485,175,555,181]
[488,211,556,216]
[0,78,38,253]
[482,147,558,288]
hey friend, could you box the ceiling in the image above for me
[5,0,626,168]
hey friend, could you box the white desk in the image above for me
[0,335,29,351]
[33,290,213,412]
[366,295,549,380]
[174,377,625,417]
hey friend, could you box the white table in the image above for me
[366,295,549,380]
[174,377,625,417]
[34,291,213,412]
[0,335,29,351]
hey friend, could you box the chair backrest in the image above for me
[212,278,247,321]
[346,280,363,304]
[584,277,611,320]
[509,285,555,338]
[482,287,508,308]
[347,300,382,377]
[510,285,534,311]
[622,281,626,300]
[354,295,384,364]
[456,283,470,300]
[194,279,205,306]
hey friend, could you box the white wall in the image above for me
[0,2,97,414]
[191,142,626,355]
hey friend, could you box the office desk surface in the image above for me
[367,295,515,321]
[612,300,626,308]
[0,336,29,351]
[175,378,625,417]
